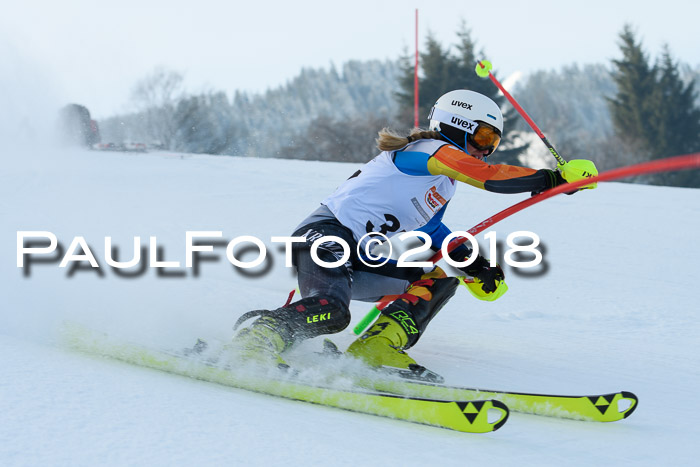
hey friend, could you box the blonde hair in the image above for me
[376,127,443,152]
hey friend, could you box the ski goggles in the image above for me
[467,121,501,156]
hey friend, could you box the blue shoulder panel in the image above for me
[393,150,432,176]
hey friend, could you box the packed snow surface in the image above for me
[2,147,699,466]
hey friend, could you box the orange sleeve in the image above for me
[427,145,537,189]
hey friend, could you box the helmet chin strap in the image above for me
[438,131,471,155]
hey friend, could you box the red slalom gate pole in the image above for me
[353,153,700,335]
[414,9,419,128]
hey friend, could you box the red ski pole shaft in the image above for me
[476,60,567,167]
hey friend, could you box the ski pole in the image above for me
[475,60,598,187]
[475,60,567,167]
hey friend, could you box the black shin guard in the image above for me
[234,297,350,350]
[268,296,351,343]
[381,277,459,348]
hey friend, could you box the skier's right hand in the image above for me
[460,255,505,293]
[531,169,572,196]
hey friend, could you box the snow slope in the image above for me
[2,147,699,466]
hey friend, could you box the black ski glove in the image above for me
[459,255,505,293]
[531,169,574,196]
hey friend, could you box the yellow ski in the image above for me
[61,323,509,434]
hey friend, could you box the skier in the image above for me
[232,89,587,373]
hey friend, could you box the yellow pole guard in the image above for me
[558,159,599,190]
[458,276,508,302]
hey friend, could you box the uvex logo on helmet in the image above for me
[451,100,473,110]
[450,117,476,132]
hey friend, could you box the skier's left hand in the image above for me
[460,255,504,293]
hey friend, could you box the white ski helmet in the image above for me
[428,90,504,155]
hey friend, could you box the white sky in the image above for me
[2,0,699,119]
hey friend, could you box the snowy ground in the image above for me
[2,146,699,466]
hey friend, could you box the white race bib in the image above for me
[323,140,456,248]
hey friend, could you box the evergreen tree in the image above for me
[653,46,700,157]
[394,48,419,126]
[418,33,461,120]
[608,25,700,186]
[396,32,461,129]
[453,23,526,165]
[453,24,492,96]
[397,23,528,165]
[394,34,458,128]
[607,25,658,152]
[651,47,700,186]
